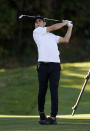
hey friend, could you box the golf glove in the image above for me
[67,21,73,27]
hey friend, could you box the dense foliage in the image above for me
[0,0,90,68]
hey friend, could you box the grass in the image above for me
[0,62,90,131]
[0,115,90,131]
[0,66,38,115]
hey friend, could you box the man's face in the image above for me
[35,18,46,28]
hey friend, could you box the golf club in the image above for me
[19,15,35,19]
[72,70,90,116]
[19,14,60,22]
[19,14,72,23]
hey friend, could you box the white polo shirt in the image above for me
[33,27,61,63]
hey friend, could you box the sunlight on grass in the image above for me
[62,62,90,68]
[0,69,6,72]
[62,70,85,78]
[61,62,90,92]
[0,114,90,119]
[62,62,90,78]
[73,62,90,68]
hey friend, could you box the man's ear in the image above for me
[44,22,46,26]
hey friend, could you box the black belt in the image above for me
[39,62,60,64]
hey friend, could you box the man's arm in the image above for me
[47,20,68,32]
[58,26,73,44]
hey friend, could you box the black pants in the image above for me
[37,62,61,117]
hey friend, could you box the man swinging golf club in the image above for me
[33,15,73,124]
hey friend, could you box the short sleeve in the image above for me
[53,34,60,44]
[33,27,47,35]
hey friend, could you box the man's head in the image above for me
[34,15,46,28]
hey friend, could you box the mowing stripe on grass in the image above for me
[0,114,90,119]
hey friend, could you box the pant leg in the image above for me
[37,63,49,113]
[49,63,61,117]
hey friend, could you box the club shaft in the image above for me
[72,109,75,116]
[23,15,35,18]
[72,70,90,116]
[76,79,87,104]
[44,18,60,22]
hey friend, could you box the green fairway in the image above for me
[0,62,90,131]
[0,115,90,131]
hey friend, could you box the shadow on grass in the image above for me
[0,117,90,131]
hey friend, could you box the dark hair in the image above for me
[34,15,45,23]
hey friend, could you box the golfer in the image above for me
[33,15,73,124]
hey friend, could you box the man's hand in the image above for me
[67,21,73,27]
[62,20,73,27]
